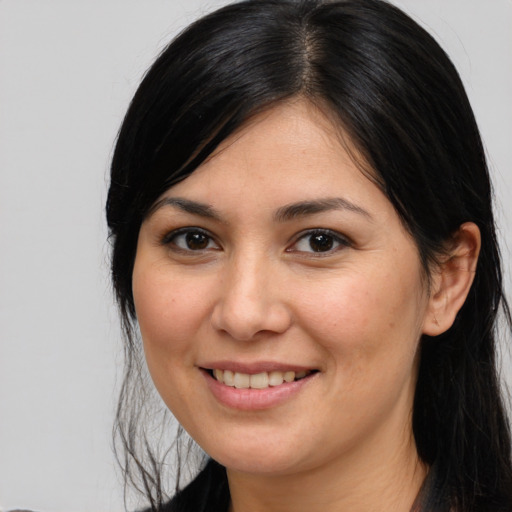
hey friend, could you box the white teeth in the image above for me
[249,372,269,389]
[268,371,284,387]
[223,370,235,387]
[283,371,295,383]
[234,372,250,389]
[213,369,224,383]
[211,369,313,389]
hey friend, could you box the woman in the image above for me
[106,0,512,511]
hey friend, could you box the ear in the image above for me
[422,222,481,336]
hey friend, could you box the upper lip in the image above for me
[199,361,318,374]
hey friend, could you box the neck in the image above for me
[227,424,427,512]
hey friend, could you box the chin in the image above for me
[200,434,314,477]
[216,452,299,476]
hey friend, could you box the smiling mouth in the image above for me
[206,369,318,389]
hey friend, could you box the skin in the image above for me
[132,99,480,512]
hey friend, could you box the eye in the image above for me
[289,229,350,254]
[163,228,219,252]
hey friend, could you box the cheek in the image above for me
[132,269,213,367]
[294,266,426,378]
[293,269,426,440]
[132,267,218,420]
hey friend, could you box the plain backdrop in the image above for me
[1,1,511,511]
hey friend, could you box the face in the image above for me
[132,100,434,477]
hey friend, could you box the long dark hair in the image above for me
[106,0,512,510]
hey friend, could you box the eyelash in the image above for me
[161,227,351,255]
[161,227,220,253]
[288,229,351,255]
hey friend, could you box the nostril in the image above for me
[211,300,293,342]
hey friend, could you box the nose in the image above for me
[210,254,292,341]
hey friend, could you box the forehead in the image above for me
[205,99,359,171]
[159,100,390,220]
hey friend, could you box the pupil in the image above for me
[310,233,333,252]
[186,232,208,250]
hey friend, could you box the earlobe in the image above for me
[422,222,481,336]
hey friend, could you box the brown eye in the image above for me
[291,229,350,254]
[165,228,219,252]
[309,233,334,252]
[185,231,209,250]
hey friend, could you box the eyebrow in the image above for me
[149,197,223,221]
[149,196,372,223]
[273,197,372,222]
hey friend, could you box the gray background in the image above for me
[1,1,511,510]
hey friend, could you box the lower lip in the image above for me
[202,370,317,411]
